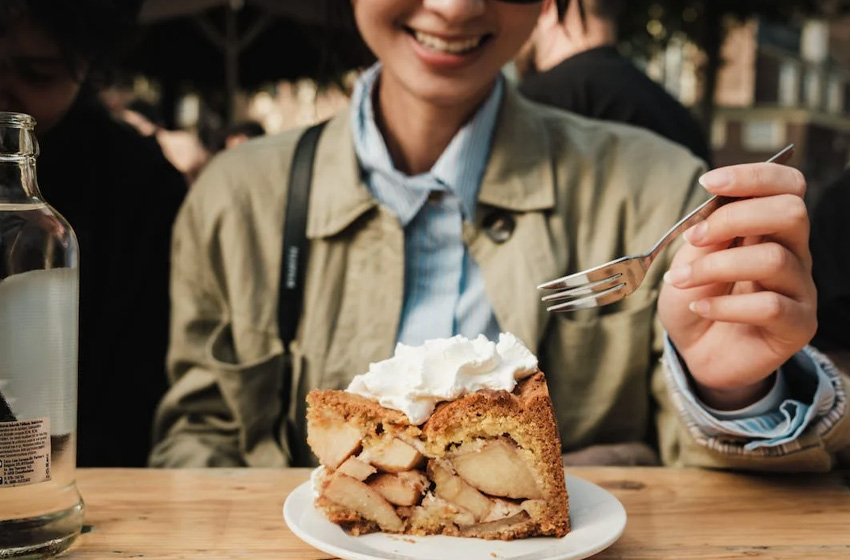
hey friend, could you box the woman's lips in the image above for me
[413,30,485,53]
[406,28,490,70]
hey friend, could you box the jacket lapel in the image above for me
[301,111,402,377]
[469,86,564,350]
[305,89,566,355]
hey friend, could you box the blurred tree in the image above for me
[616,0,850,128]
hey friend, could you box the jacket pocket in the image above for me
[206,321,287,466]
[541,292,657,449]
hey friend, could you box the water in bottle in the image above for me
[0,112,84,559]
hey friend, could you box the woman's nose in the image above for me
[422,0,486,22]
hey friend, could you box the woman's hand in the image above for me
[658,163,817,410]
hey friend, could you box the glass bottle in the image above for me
[0,112,84,558]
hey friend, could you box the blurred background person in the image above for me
[123,98,165,135]
[0,0,186,466]
[211,120,266,152]
[515,0,711,165]
[123,99,211,184]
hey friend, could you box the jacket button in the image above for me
[427,191,444,203]
[482,211,515,243]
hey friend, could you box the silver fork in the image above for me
[537,144,796,312]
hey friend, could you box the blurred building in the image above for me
[711,17,850,202]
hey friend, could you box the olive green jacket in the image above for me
[150,86,850,471]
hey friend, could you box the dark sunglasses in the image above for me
[496,0,572,20]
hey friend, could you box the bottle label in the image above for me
[0,417,51,488]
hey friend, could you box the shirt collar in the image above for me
[307,82,557,240]
[350,62,504,224]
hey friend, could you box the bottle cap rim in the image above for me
[0,112,37,129]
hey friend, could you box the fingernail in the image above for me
[663,264,692,285]
[699,169,732,191]
[683,222,707,244]
[689,300,710,315]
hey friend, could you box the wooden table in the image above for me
[60,467,850,559]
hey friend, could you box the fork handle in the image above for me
[646,195,730,262]
[646,144,795,263]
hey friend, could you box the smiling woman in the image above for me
[348,0,542,176]
[151,0,848,486]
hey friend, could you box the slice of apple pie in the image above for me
[306,333,569,540]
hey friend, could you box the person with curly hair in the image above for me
[0,0,187,466]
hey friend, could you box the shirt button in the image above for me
[482,211,515,243]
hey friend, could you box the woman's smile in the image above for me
[405,26,493,69]
[352,0,541,108]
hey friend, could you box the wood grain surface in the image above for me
[59,467,850,560]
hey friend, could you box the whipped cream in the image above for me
[346,333,538,425]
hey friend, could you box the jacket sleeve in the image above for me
[149,156,288,468]
[655,346,850,471]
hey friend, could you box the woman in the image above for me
[151,0,848,470]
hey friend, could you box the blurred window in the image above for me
[758,21,801,53]
[742,120,785,151]
[800,20,829,64]
[711,118,727,150]
[827,75,845,114]
[778,61,800,107]
[804,66,824,109]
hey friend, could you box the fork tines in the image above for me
[537,255,633,291]
[540,274,624,302]
[537,255,639,312]
[544,281,628,311]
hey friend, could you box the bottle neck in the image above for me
[0,158,41,203]
[0,113,43,203]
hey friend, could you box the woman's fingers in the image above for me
[699,162,807,198]
[659,162,818,403]
[664,242,813,300]
[682,194,810,265]
[686,291,816,343]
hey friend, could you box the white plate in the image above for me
[283,473,626,560]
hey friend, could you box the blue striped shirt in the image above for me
[351,63,502,346]
[349,62,839,452]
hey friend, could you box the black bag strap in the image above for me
[275,121,326,465]
[278,120,327,351]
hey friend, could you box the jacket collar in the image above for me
[307,82,556,239]
[307,110,377,239]
[478,84,556,213]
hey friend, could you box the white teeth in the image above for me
[414,31,483,54]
